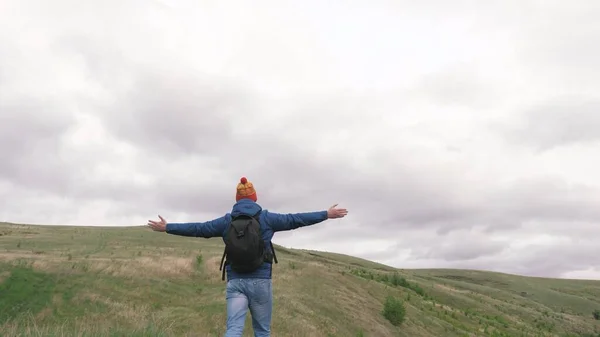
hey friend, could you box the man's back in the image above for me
[148,176,348,337]
[223,198,327,281]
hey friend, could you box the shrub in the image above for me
[593,309,600,320]
[195,254,203,271]
[382,295,406,326]
[390,273,408,287]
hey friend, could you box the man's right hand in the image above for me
[327,204,348,219]
[148,215,168,232]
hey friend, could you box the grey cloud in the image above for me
[486,239,600,279]
[514,1,600,79]
[488,177,600,223]
[315,228,508,264]
[386,237,600,279]
[99,71,257,157]
[408,63,500,108]
[51,36,256,159]
[12,1,595,237]
[267,158,600,242]
[2,0,600,280]
[414,239,507,262]
[0,186,74,225]
[0,98,76,194]
[288,171,600,277]
[496,99,600,151]
[324,172,600,238]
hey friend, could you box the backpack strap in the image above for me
[219,213,238,281]
[219,250,227,281]
[270,241,278,264]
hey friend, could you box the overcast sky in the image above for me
[1,0,599,280]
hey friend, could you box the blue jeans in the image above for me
[225,278,272,337]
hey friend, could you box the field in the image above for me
[0,222,599,337]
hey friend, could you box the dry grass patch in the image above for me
[0,252,40,261]
[0,254,71,274]
[1,313,173,337]
[76,292,152,320]
[203,256,223,276]
[34,306,53,320]
[271,294,320,336]
[85,256,195,278]
[31,259,64,273]
[305,260,330,269]
[435,283,470,294]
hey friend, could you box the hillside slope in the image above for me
[0,222,599,337]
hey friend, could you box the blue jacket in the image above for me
[165,198,328,281]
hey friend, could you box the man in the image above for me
[147,176,348,337]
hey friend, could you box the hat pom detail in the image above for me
[240,177,248,184]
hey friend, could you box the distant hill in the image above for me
[1,222,599,336]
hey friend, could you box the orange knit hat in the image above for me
[236,176,257,202]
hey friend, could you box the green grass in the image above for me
[1,222,600,336]
[0,265,58,322]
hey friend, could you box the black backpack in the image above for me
[219,212,278,280]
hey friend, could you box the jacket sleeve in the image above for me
[165,214,229,238]
[266,210,328,232]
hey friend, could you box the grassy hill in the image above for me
[0,222,599,337]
